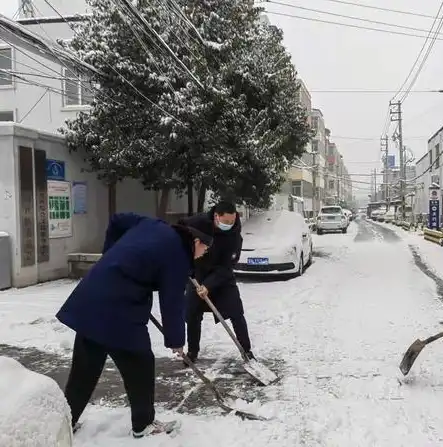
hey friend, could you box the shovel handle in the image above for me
[425,331,443,345]
[149,314,224,401]
[189,277,249,361]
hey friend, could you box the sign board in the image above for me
[387,155,395,169]
[46,159,65,181]
[429,188,441,230]
[48,181,72,238]
[73,181,87,214]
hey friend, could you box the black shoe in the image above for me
[183,351,198,367]
[245,351,256,361]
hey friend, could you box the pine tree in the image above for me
[61,0,311,215]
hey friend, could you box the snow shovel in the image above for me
[189,278,278,386]
[149,314,267,421]
[399,331,443,376]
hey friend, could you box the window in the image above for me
[0,47,12,86]
[311,116,319,132]
[291,180,302,197]
[312,140,319,153]
[435,143,440,170]
[62,68,93,107]
[429,148,433,169]
[329,180,335,190]
[0,111,14,121]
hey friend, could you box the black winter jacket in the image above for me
[180,207,242,292]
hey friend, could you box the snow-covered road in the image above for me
[2,219,443,446]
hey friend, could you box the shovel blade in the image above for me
[399,339,426,376]
[243,359,279,386]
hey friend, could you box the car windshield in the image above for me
[321,207,341,214]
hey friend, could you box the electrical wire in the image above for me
[266,1,443,37]
[393,1,443,103]
[41,0,185,124]
[19,88,49,123]
[265,10,443,40]
[307,0,436,20]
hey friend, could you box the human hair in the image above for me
[214,201,236,215]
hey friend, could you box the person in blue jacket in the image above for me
[56,213,213,439]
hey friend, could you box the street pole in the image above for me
[390,101,405,219]
[336,159,340,204]
[381,136,389,201]
[312,151,317,216]
[374,169,377,202]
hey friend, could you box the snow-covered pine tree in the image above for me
[61,0,311,215]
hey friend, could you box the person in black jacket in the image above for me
[180,201,254,364]
[56,213,213,438]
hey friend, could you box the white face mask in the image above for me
[217,222,234,231]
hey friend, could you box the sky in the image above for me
[1,1,443,199]
[264,0,443,198]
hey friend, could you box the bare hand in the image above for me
[172,347,184,356]
[196,285,208,299]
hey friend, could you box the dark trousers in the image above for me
[65,334,155,433]
[187,312,251,354]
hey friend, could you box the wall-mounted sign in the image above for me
[46,159,65,181]
[429,187,441,230]
[387,155,395,169]
[73,181,87,214]
[48,181,72,238]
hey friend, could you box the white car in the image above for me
[316,206,348,235]
[0,356,73,446]
[234,210,313,276]
[384,209,395,223]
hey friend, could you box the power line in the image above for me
[309,89,443,93]
[265,10,443,40]
[266,1,443,37]
[41,0,185,124]
[393,1,443,103]
[19,88,49,123]
[309,0,436,20]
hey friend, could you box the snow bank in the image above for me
[0,357,72,447]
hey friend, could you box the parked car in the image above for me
[234,210,313,277]
[0,356,73,446]
[371,209,381,221]
[343,209,353,223]
[384,209,395,223]
[376,209,387,222]
[316,206,348,235]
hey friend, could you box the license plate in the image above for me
[327,216,336,220]
[247,257,269,265]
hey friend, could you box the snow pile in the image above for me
[0,356,72,447]
[241,210,307,254]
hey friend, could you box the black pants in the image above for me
[65,334,155,433]
[187,312,251,354]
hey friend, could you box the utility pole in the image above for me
[312,151,317,215]
[374,169,377,201]
[336,159,340,204]
[390,101,405,219]
[381,135,389,201]
[20,0,35,18]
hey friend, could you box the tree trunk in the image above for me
[197,184,206,213]
[187,181,194,216]
[158,187,170,219]
[108,182,116,219]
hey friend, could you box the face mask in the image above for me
[217,222,234,231]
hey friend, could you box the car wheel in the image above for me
[296,253,304,277]
[342,227,347,234]
[317,229,323,235]
[306,245,313,267]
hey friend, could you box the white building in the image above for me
[0,0,194,286]
[413,125,443,219]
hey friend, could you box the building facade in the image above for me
[0,1,196,286]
